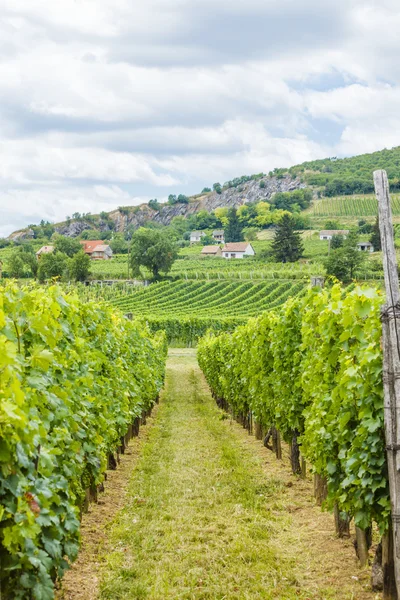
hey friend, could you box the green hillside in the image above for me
[280,146,400,196]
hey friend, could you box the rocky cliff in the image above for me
[108,174,304,233]
[8,174,304,239]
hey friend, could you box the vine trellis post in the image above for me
[374,169,400,598]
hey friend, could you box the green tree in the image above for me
[324,220,342,230]
[148,199,161,211]
[370,217,381,251]
[325,231,366,282]
[37,252,67,282]
[8,254,25,278]
[271,214,304,263]
[168,194,177,205]
[331,234,344,249]
[110,234,129,254]
[54,235,82,257]
[130,228,178,280]
[224,208,244,243]
[201,187,211,193]
[66,250,91,282]
[177,194,189,204]
[212,182,222,194]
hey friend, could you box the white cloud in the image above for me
[1,0,400,236]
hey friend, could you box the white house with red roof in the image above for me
[221,242,255,259]
[80,240,113,260]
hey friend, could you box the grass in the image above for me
[98,350,302,600]
[96,350,377,600]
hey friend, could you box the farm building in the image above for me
[357,241,374,253]
[80,240,113,260]
[319,230,349,240]
[222,242,255,259]
[36,245,54,259]
[201,246,222,256]
[212,229,225,243]
[190,231,206,244]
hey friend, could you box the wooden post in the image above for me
[374,169,400,597]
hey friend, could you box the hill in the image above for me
[7,145,400,242]
[8,174,304,241]
[282,146,400,196]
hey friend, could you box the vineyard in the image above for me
[88,252,325,281]
[198,283,388,582]
[80,280,308,344]
[309,194,400,217]
[0,282,167,599]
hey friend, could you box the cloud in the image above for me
[1,0,400,236]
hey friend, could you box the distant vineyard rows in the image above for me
[310,194,400,217]
[84,280,307,319]
[89,257,324,281]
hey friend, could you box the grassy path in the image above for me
[95,349,377,600]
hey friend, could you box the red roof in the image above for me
[222,243,251,252]
[80,240,105,254]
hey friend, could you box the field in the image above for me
[86,279,307,318]
[308,193,400,217]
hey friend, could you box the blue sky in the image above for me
[1,0,400,236]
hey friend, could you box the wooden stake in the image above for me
[374,169,400,597]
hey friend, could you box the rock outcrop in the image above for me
[7,174,305,239]
[108,175,305,233]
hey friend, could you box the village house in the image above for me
[357,241,374,253]
[212,229,225,243]
[222,242,255,259]
[35,245,54,260]
[319,230,349,240]
[80,240,113,260]
[190,230,206,244]
[201,245,222,257]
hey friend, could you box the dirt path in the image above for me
[61,349,381,600]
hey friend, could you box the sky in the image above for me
[1,0,400,237]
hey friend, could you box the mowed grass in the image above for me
[98,350,303,600]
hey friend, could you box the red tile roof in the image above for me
[222,243,251,252]
[80,240,105,253]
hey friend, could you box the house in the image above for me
[357,241,374,253]
[212,229,225,243]
[36,245,54,260]
[80,240,113,260]
[319,230,349,240]
[201,245,222,256]
[190,231,206,244]
[222,242,255,259]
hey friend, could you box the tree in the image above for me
[224,208,244,243]
[130,228,178,280]
[201,187,211,193]
[148,199,161,211]
[66,251,91,282]
[201,234,217,246]
[271,214,304,263]
[324,220,342,230]
[177,194,189,204]
[331,234,344,249]
[168,194,177,205]
[370,216,381,251]
[37,252,67,282]
[325,230,366,282]
[212,182,222,194]
[110,234,129,254]
[8,254,25,278]
[53,235,82,257]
